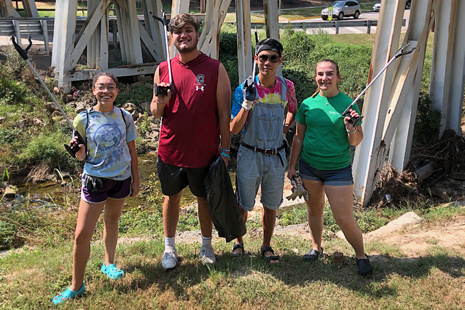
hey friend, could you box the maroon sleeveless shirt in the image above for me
[157,52,220,168]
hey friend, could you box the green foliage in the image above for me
[0,76,29,105]
[0,219,17,249]
[413,93,441,146]
[115,81,153,106]
[18,130,77,171]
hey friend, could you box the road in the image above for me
[283,10,410,35]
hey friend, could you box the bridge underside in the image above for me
[1,0,464,204]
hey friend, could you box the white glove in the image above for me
[242,99,254,110]
[286,174,309,201]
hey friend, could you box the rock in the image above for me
[0,116,5,124]
[140,102,150,113]
[359,212,424,242]
[4,185,16,198]
[131,111,140,120]
[44,101,59,112]
[122,102,138,113]
[74,101,87,113]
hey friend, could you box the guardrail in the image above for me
[250,19,405,34]
[1,17,402,51]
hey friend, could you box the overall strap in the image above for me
[277,76,287,102]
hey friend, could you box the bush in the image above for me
[413,93,441,146]
[18,130,77,171]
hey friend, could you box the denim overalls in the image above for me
[236,76,288,211]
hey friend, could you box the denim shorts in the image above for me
[299,158,353,186]
[236,147,285,211]
[81,174,132,204]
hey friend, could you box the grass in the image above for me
[1,222,465,309]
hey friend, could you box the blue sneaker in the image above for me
[52,283,85,305]
[101,263,124,279]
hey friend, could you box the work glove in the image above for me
[286,174,309,201]
[83,174,104,193]
[242,76,256,110]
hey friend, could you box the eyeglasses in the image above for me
[258,54,280,63]
[95,85,117,92]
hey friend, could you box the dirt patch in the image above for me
[374,215,465,257]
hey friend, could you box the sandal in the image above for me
[260,246,280,263]
[232,243,245,257]
[52,283,85,305]
[101,263,124,280]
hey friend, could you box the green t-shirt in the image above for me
[295,92,361,170]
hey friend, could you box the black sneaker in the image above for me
[356,256,373,277]
[303,248,322,262]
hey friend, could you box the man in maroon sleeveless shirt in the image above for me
[151,13,231,270]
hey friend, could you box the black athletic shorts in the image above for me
[157,158,210,197]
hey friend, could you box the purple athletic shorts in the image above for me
[81,174,132,204]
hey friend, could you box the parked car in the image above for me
[373,0,411,12]
[321,1,361,20]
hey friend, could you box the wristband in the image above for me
[221,148,230,152]
[220,152,230,159]
[346,127,357,134]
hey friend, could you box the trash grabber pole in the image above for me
[245,28,259,96]
[149,10,172,96]
[342,43,415,127]
[11,35,86,158]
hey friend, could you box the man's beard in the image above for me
[175,37,198,53]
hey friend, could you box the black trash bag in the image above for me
[204,156,246,242]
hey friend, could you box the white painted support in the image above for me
[51,0,64,67]
[70,1,108,68]
[138,22,160,61]
[68,65,156,82]
[1,0,21,17]
[39,19,49,54]
[100,10,109,70]
[263,0,281,74]
[170,0,190,58]
[141,0,164,62]
[199,0,231,59]
[113,2,127,63]
[447,0,465,134]
[235,0,252,84]
[23,0,38,17]
[87,0,100,69]
[390,0,435,170]
[53,0,78,91]
[429,0,458,135]
[352,0,407,205]
[263,0,279,39]
[125,0,143,65]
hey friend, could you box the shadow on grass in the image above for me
[120,249,465,300]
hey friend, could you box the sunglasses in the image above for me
[258,54,280,63]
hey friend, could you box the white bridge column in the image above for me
[429,0,458,135]
[236,0,252,84]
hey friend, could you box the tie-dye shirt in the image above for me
[73,107,137,180]
[231,75,297,119]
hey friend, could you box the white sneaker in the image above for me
[162,249,178,270]
[199,246,216,265]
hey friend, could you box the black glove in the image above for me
[242,76,256,110]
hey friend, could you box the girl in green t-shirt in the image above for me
[288,59,372,277]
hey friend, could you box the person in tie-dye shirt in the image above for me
[230,38,296,263]
[53,72,140,305]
